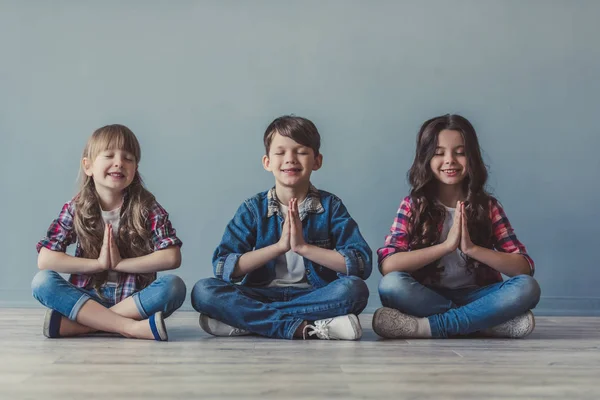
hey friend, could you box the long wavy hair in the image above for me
[73,124,156,289]
[407,114,493,279]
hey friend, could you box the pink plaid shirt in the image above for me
[36,198,182,302]
[377,196,534,286]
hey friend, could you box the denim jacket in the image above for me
[213,185,372,288]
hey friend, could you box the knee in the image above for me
[191,278,222,312]
[160,274,187,309]
[31,270,60,298]
[378,271,413,298]
[337,276,369,302]
[508,275,541,309]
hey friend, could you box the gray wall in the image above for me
[1,0,598,314]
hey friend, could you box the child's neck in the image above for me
[96,188,124,211]
[435,184,466,209]
[275,181,310,207]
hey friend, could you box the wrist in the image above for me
[275,242,289,255]
[90,259,103,273]
[441,240,454,254]
[463,244,479,257]
[293,243,309,256]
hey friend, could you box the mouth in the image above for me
[107,172,125,179]
[441,169,460,177]
[281,168,302,174]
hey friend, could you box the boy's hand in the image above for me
[289,198,307,253]
[277,210,291,253]
[443,201,462,253]
[460,202,476,256]
[95,223,112,273]
[108,224,122,269]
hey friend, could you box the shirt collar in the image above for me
[267,184,324,221]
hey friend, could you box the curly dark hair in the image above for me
[407,114,493,281]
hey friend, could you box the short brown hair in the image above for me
[263,115,321,156]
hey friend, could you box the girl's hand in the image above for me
[108,224,122,269]
[277,210,291,253]
[289,198,306,253]
[96,223,112,272]
[443,201,462,253]
[460,202,476,255]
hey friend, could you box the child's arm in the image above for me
[381,243,453,275]
[112,247,181,273]
[379,200,462,275]
[234,245,285,277]
[377,197,462,276]
[461,201,533,277]
[36,201,108,275]
[294,197,372,279]
[112,202,182,273]
[38,248,107,274]
[213,200,281,282]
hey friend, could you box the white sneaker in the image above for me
[199,314,251,337]
[303,314,362,340]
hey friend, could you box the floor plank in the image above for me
[1,309,599,399]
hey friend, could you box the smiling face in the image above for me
[429,129,468,187]
[80,125,142,208]
[262,132,322,189]
[83,148,137,197]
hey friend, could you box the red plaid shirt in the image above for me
[377,196,534,286]
[36,198,182,302]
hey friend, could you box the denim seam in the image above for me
[287,298,368,317]
[428,315,443,338]
[285,319,305,340]
[132,292,149,319]
[69,293,92,321]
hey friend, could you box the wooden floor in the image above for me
[1,309,599,400]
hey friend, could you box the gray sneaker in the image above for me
[372,307,424,338]
[483,311,535,338]
[199,314,251,337]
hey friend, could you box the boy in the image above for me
[191,115,371,340]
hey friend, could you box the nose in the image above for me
[284,152,297,164]
[444,153,456,165]
[113,154,124,167]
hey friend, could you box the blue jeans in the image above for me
[31,270,187,321]
[378,271,541,338]
[191,276,369,339]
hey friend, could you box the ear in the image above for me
[312,153,323,171]
[262,155,272,172]
[82,157,94,177]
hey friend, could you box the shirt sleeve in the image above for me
[212,200,257,284]
[148,202,183,251]
[377,196,413,270]
[490,198,535,275]
[36,201,77,253]
[329,196,373,280]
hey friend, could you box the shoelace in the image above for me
[302,318,333,340]
[229,328,247,336]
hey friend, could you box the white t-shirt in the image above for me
[436,206,477,289]
[267,202,311,288]
[101,207,121,284]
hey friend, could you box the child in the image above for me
[32,124,185,341]
[191,115,371,340]
[373,114,540,339]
